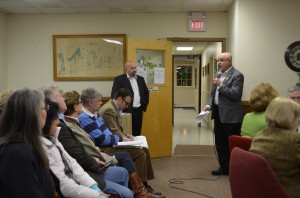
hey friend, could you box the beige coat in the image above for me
[250,127,300,198]
[99,99,127,137]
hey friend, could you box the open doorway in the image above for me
[168,38,225,121]
[168,38,225,148]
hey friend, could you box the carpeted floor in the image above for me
[173,145,216,156]
[148,145,231,198]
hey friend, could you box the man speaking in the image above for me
[203,52,244,176]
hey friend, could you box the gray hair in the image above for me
[39,85,61,101]
[287,85,300,93]
[0,88,49,167]
[81,88,102,106]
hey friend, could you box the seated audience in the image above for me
[64,90,163,198]
[41,99,109,198]
[0,88,55,198]
[288,85,300,132]
[249,97,300,198]
[241,82,279,138]
[99,88,134,139]
[0,90,14,115]
[40,86,133,198]
[79,87,164,197]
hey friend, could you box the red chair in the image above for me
[228,135,252,154]
[229,148,292,198]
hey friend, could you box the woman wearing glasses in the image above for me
[0,88,55,198]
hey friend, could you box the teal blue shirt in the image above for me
[241,112,267,138]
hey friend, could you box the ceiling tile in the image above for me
[63,0,107,8]
[0,0,234,14]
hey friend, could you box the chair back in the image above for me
[228,135,252,154]
[229,147,292,198]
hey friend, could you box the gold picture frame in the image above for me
[53,34,127,81]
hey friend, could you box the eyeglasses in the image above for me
[76,101,83,104]
[41,104,49,111]
[217,59,229,62]
[289,96,300,100]
[54,92,63,99]
[122,98,130,108]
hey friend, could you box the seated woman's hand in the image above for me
[96,159,109,172]
[99,191,110,198]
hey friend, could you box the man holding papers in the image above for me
[79,88,164,197]
[99,88,149,149]
[203,52,244,176]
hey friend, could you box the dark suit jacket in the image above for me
[208,67,244,123]
[111,74,149,112]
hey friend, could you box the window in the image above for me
[176,65,193,86]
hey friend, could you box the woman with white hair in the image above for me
[250,97,300,198]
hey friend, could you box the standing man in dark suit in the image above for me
[111,61,149,136]
[203,52,244,176]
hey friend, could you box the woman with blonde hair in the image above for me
[250,97,300,198]
[0,90,14,115]
[241,82,279,138]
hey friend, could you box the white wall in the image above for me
[3,1,300,102]
[229,0,300,99]
[5,12,228,96]
[201,42,222,127]
[0,12,6,92]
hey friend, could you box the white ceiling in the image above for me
[0,0,234,14]
[0,0,233,55]
[173,42,209,55]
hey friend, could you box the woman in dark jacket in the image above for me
[0,88,55,198]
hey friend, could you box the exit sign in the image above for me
[188,19,206,32]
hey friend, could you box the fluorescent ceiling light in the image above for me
[176,47,193,51]
[103,39,123,45]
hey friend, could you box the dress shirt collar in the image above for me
[222,66,233,75]
[126,73,137,79]
[82,107,97,118]
[58,113,66,123]
[112,99,122,115]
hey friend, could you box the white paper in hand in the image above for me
[196,111,209,123]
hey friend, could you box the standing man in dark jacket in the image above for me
[111,61,149,136]
[203,52,244,176]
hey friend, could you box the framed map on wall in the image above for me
[53,34,126,81]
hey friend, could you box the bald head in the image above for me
[217,52,232,72]
[125,61,137,77]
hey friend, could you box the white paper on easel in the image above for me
[196,111,209,123]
